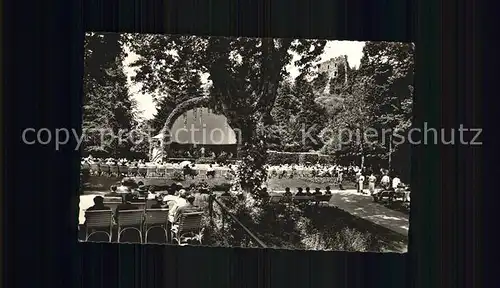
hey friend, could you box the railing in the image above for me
[208,195,267,248]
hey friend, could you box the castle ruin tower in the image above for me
[317,55,349,92]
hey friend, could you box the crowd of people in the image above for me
[86,181,205,229]
[81,154,410,202]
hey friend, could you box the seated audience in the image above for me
[150,198,165,209]
[172,193,200,224]
[259,187,270,198]
[324,186,332,195]
[116,180,131,194]
[115,194,139,221]
[206,164,215,178]
[147,185,158,200]
[284,187,292,197]
[86,196,111,211]
[295,187,305,196]
[314,188,322,196]
[168,190,188,222]
[305,187,312,195]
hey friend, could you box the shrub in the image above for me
[318,154,335,164]
[266,151,300,165]
[266,151,334,165]
[330,228,371,252]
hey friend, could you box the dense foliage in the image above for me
[83,33,137,158]
[125,34,328,195]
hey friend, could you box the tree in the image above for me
[320,76,381,168]
[319,41,414,177]
[290,74,327,151]
[357,41,414,176]
[126,35,326,196]
[83,32,136,158]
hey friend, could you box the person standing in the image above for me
[368,173,377,195]
[381,173,391,190]
[392,175,401,190]
[357,171,365,193]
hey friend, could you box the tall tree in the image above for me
[320,76,381,167]
[358,41,414,175]
[83,32,135,158]
[126,35,326,196]
[290,74,326,151]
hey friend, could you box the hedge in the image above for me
[166,152,334,165]
[266,151,334,165]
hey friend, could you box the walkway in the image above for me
[327,190,409,236]
[270,189,409,236]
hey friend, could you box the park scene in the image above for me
[79,33,414,252]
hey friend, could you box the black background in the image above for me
[3,0,484,287]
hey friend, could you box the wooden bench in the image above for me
[315,195,332,206]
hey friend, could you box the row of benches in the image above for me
[81,164,227,178]
[82,206,204,245]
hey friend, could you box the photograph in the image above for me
[78,32,414,252]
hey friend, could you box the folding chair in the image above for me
[81,163,90,175]
[128,166,138,177]
[145,165,155,177]
[116,209,145,243]
[119,165,129,176]
[103,199,122,213]
[84,210,113,242]
[145,199,157,209]
[144,209,169,243]
[156,166,166,177]
[170,211,204,245]
[90,164,100,176]
[133,202,146,211]
[138,167,147,177]
[109,165,119,177]
[100,164,110,177]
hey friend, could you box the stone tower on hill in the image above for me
[317,55,349,85]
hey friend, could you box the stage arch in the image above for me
[169,107,237,145]
[155,96,239,158]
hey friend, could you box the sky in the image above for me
[122,39,366,120]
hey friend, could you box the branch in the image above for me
[161,96,210,134]
[252,39,293,114]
